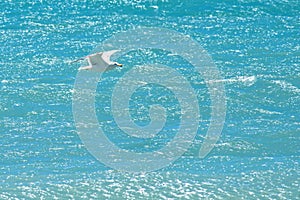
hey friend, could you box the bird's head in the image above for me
[112,62,123,67]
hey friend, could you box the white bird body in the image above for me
[78,50,122,72]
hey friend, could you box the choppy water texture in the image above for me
[1,0,299,199]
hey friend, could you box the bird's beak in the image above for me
[117,63,123,67]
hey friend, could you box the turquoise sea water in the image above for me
[1,0,299,199]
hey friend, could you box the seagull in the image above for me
[72,50,123,72]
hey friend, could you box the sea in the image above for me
[0,0,299,199]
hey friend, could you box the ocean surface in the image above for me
[1,0,299,199]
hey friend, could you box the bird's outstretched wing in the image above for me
[89,53,105,66]
[101,50,120,64]
[71,50,120,66]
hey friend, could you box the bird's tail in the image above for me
[78,65,92,70]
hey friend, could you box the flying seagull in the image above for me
[72,50,123,72]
